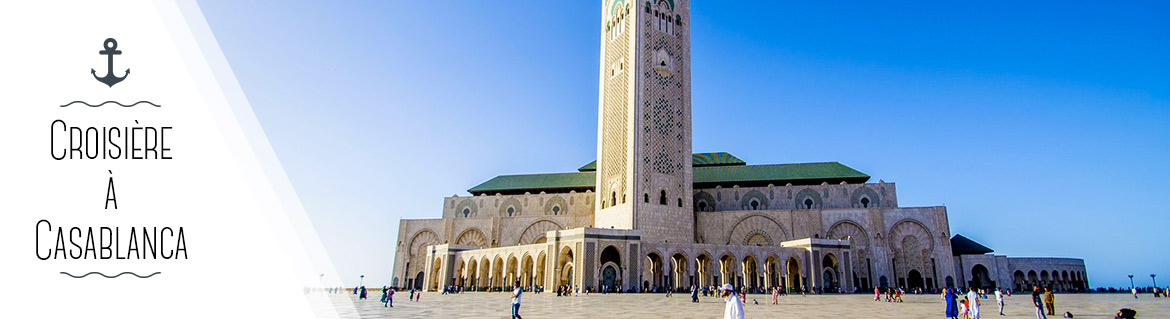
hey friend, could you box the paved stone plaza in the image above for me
[323,292,1167,318]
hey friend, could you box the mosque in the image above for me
[391,0,1088,294]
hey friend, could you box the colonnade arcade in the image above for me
[422,230,854,294]
[639,238,853,293]
[1013,269,1089,292]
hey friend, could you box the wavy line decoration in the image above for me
[59,101,161,108]
[60,271,161,278]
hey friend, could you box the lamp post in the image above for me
[360,274,365,287]
[1152,274,1158,288]
[1128,275,1135,290]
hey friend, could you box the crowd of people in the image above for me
[322,281,1153,319]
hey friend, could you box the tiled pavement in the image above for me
[317,291,1169,318]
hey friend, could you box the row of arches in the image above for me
[642,250,810,293]
[452,195,585,218]
[449,250,555,292]
[693,185,886,212]
[1014,269,1088,291]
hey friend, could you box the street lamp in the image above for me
[1128,275,1134,290]
[1152,274,1158,288]
[360,274,365,287]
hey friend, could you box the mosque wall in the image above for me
[691,182,899,212]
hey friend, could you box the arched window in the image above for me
[750,199,760,210]
[677,198,683,207]
[644,194,650,203]
[659,190,667,205]
[552,206,561,215]
[697,201,707,211]
[612,192,617,207]
[506,207,515,217]
[804,198,814,209]
[860,197,870,208]
[462,208,470,218]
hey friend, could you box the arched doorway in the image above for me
[1013,271,1026,291]
[557,246,574,288]
[720,254,737,287]
[478,257,491,290]
[601,245,622,292]
[785,257,802,292]
[695,254,711,287]
[971,264,993,289]
[467,259,478,289]
[521,254,534,287]
[672,253,689,289]
[506,255,519,289]
[430,257,443,291]
[414,271,424,290]
[455,259,466,287]
[907,270,924,290]
[742,255,759,291]
[560,264,574,289]
[535,252,547,289]
[765,256,779,289]
[645,252,663,291]
[602,265,618,291]
[821,253,839,291]
[492,256,504,290]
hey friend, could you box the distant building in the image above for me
[391,0,1087,293]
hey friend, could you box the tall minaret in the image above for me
[595,0,693,243]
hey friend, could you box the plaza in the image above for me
[325,292,1165,319]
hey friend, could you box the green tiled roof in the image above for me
[950,234,995,255]
[692,152,746,167]
[693,162,869,186]
[578,161,596,172]
[578,152,746,172]
[468,171,596,195]
[474,161,870,194]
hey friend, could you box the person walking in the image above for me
[1032,286,1047,319]
[995,288,1005,316]
[967,288,982,319]
[691,285,700,303]
[943,288,959,319]
[384,287,394,308]
[511,281,523,319]
[1043,288,1055,316]
[1131,287,1138,299]
[719,284,744,319]
[875,287,881,302]
[409,288,415,301]
[359,286,368,300]
[771,287,779,305]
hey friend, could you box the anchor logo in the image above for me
[91,38,129,87]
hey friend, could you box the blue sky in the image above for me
[198,1,1169,288]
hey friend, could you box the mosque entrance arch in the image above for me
[602,265,618,291]
[907,270,924,290]
[785,257,802,292]
[971,264,994,289]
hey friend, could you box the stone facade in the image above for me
[954,255,1088,292]
[389,0,1087,294]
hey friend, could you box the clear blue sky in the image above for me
[198,1,1169,289]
